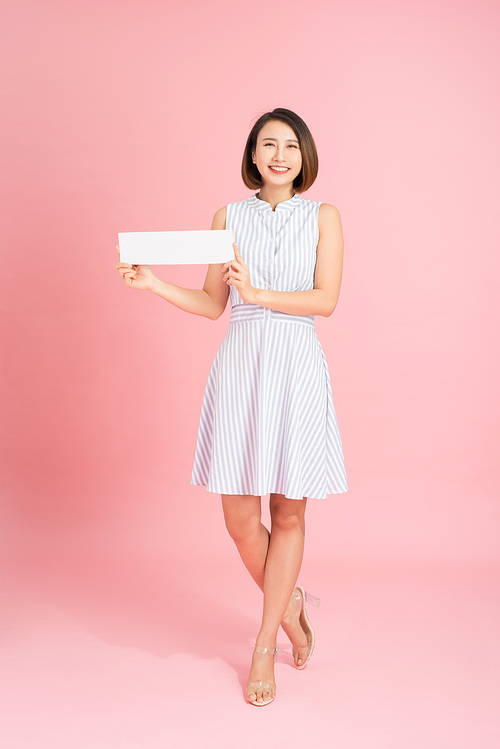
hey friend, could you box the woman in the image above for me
[115,108,347,706]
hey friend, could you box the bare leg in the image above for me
[222,494,311,699]
[246,494,307,702]
[222,493,310,653]
[255,494,307,640]
[221,494,269,589]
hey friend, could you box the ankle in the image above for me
[255,633,278,650]
[254,644,278,654]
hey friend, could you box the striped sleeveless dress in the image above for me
[190,192,348,499]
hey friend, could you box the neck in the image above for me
[257,185,295,211]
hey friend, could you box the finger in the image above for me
[224,260,242,273]
[118,268,136,278]
[233,243,246,265]
[223,268,240,280]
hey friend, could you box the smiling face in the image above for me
[252,119,302,189]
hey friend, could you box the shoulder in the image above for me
[211,206,227,230]
[318,203,342,234]
[319,202,341,221]
[215,196,255,222]
[295,196,337,219]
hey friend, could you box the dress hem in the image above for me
[190,479,348,501]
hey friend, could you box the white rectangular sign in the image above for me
[118,229,234,265]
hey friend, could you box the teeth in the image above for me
[270,166,288,172]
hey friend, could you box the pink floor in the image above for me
[1,548,498,749]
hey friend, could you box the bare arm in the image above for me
[222,203,344,317]
[115,207,230,321]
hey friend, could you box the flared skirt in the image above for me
[191,310,347,500]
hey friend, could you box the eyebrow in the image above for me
[260,137,299,143]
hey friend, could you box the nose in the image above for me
[273,147,286,162]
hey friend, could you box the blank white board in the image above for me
[118,229,234,265]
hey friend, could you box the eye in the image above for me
[288,144,299,148]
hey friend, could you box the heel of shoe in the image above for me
[304,591,321,608]
[296,586,321,609]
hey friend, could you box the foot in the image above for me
[246,645,277,706]
[281,588,310,668]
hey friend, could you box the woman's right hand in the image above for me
[114,246,156,291]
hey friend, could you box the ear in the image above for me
[251,151,256,164]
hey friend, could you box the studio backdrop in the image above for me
[1,0,498,566]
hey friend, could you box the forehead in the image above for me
[257,120,298,142]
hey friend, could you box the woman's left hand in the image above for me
[222,243,256,304]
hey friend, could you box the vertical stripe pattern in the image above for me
[191,193,348,499]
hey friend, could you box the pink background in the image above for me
[1,0,499,746]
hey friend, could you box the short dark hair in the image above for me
[241,108,319,193]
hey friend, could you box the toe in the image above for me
[294,646,307,666]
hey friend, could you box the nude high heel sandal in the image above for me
[290,586,321,670]
[246,645,279,706]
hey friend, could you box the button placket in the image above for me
[268,211,277,290]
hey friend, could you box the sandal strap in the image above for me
[254,645,279,656]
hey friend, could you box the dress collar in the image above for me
[247,192,301,214]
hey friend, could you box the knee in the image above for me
[270,502,304,532]
[224,512,261,543]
